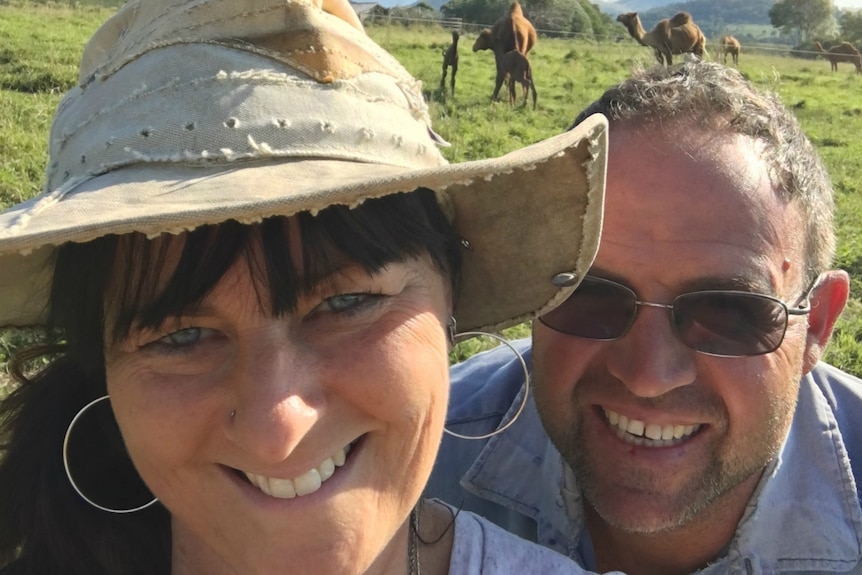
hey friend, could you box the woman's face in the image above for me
[103,234,452,575]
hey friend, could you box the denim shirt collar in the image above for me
[459,368,862,572]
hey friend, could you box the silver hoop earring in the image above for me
[444,331,530,440]
[62,395,159,514]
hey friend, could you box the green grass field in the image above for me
[2,3,862,383]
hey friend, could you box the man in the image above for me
[426,61,862,575]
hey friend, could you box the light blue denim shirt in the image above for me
[426,339,862,575]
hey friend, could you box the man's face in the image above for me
[532,123,813,535]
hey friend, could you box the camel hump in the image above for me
[669,12,692,26]
[509,1,523,17]
[653,19,671,34]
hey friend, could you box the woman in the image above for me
[0,0,609,573]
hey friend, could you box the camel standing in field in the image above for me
[473,1,537,101]
[501,50,537,110]
[814,41,862,74]
[720,35,740,65]
[616,12,706,66]
[440,30,460,96]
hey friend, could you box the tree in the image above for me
[441,0,611,37]
[440,0,509,28]
[770,0,835,43]
[840,9,862,46]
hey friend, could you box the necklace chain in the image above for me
[408,506,421,575]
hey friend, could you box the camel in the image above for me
[440,30,460,96]
[720,35,740,65]
[472,1,537,101]
[814,41,862,74]
[501,50,537,110]
[616,12,706,66]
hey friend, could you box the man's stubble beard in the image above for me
[533,370,798,535]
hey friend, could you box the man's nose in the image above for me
[605,305,697,398]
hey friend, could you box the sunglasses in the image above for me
[539,275,820,357]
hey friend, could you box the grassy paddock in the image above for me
[2,4,862,382]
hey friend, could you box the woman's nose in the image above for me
[225,334,323,463]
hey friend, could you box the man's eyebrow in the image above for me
[588,267,774,295]
[675,275,774,294]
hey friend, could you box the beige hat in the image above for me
[0,0,607,333]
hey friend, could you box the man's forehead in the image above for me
[599,123,807,294]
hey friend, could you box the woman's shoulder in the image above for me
[445,505,609,575]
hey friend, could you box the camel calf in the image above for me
[440,30,460,96]
[501,50,536,110]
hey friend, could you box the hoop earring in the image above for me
[62,395,159,514]
[444,331,530,441]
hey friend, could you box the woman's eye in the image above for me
[323,293,371,312]
[149,327,204,351]
[317,292,384,316]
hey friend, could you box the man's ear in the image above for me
[803,270,850,372]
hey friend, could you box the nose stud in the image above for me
[229,409,236,419]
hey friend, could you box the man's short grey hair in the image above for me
[571,60,835,279]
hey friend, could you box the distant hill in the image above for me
[592,0,672,14]
[637,0,773,27]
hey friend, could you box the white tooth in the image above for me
[606,409,619,425]
[618,415,629,431]
[627,418,645,437]
[294,468,322,496]
[673,425,686,439]
[661,425,674,440]
[318,457,336,482]
[267,477,297,499]
[333,448,346,467]
[247,473,266,490]
[644,423,662,440]
[684,424,695,436]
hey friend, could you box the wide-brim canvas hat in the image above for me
[0,0,607,333]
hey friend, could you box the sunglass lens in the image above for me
[673,292,787,356]
[539,277,637,339]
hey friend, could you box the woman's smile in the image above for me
[241,440,354,499]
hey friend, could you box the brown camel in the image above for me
[616,12,706,66]
[440,30,460,96]
[500,50,537,110]
[719,35,740,65]
[814,41,862,74]
[472,1,537,101]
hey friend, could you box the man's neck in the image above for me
[584,475,759,575]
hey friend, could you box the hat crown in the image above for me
[46,0,445,197]
[80,0,412,86]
